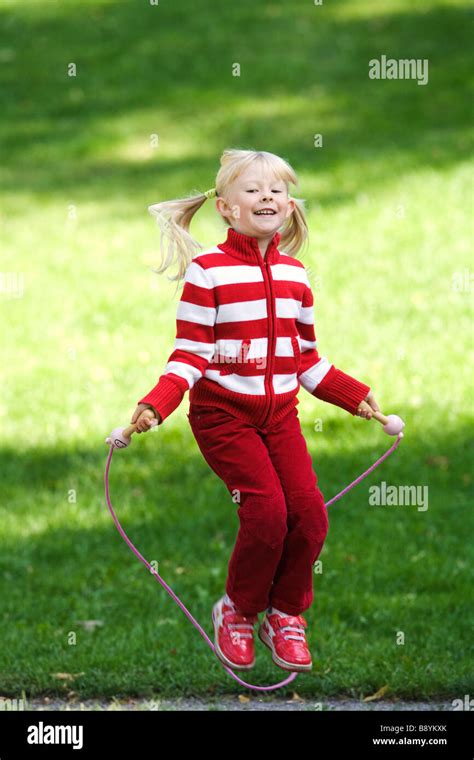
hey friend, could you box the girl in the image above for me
[130,149,380,673]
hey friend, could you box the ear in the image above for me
[285,197,296,219]
[216,196,232,220]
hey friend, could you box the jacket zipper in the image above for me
[258,254,276,428]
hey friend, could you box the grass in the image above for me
[0,0,472,700]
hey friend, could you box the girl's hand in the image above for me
[356,391,380,420]
[131,403,160,433]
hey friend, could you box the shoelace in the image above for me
[280,624,305,642]
[224,607,256,639]
[228,622,254,639]
[274,616,307,642]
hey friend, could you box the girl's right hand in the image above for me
[131,404,161,433]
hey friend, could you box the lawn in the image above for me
[0,0,472,700]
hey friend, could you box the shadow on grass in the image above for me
[0,413,471,588]
[0,0,471,207]
[0,414,472,696]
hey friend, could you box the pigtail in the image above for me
[279,196,309,258]
[148,191,213,297]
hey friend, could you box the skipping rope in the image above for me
[104,412,404,692]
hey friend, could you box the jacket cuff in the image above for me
[312,365,371,415]
[137,374,188,424]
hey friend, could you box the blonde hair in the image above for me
[148,149,309,292]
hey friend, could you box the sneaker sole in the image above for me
[258,625,312,672]
[212,602,255,671]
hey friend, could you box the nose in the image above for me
[261,192,273,202]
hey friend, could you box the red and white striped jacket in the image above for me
[138,226,371,428]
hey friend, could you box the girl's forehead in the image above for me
[235,172,285,186]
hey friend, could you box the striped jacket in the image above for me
[138,226,371,428]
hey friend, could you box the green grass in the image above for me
[0,0,472,701]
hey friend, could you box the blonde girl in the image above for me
[130,149,379,672]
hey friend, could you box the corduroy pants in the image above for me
[187,404,329,616]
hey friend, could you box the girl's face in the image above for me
[216,165,295,239]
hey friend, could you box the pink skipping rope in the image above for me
[104,427,404,692]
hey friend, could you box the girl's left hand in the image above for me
[356,391,380,420]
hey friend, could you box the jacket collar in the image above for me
[217,226,282,264]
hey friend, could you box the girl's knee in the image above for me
[287,489,329,543]
[237,491,288,549]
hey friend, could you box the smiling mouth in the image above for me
[253,210,277,216]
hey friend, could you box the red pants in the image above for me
[187,404,329,616]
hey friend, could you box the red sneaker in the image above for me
[212,597,258,670]
[258,612,312,671]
